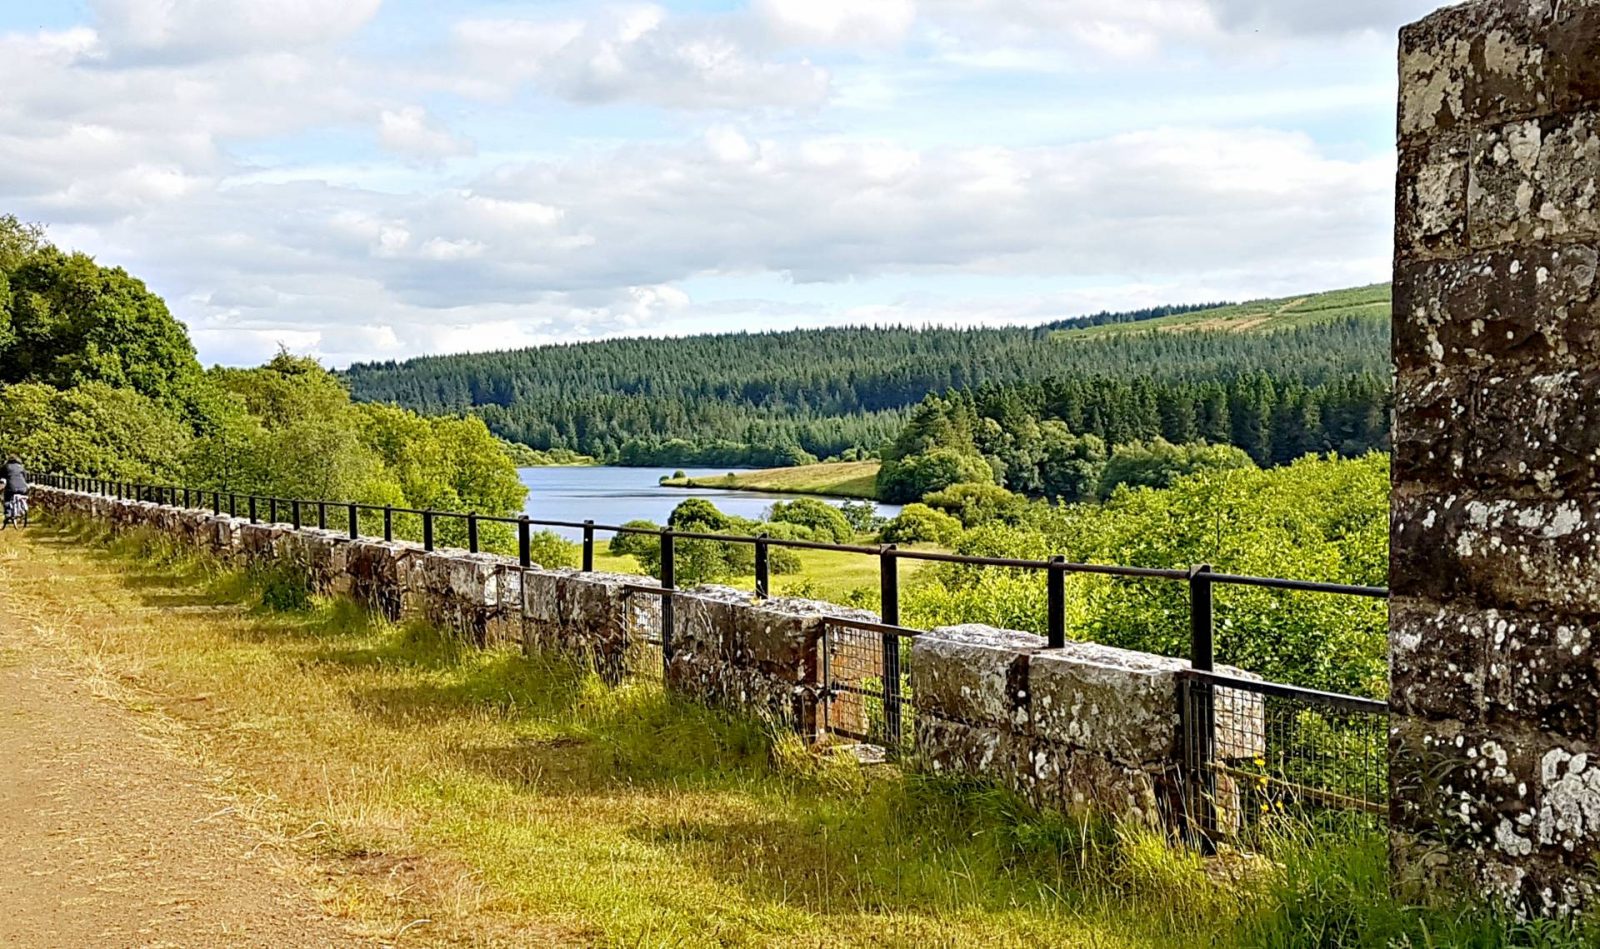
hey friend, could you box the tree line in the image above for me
[341,303,1389,466]
[875,368,1390,503]
[0,215,534,554]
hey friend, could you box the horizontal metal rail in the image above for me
[1178,669,1389,715]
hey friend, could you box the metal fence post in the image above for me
[317,501,327,531]
[269,498,278,524]
[582,520,595,572]
[880,544,903,751]
[660,530,676,673]
[212,492,220,516]
[383,505,393,542]
[423,511,434,551]
[468,512,479,553]
[183,487,191,508]
[1048,556,1067,649]
[348,503,359,540]
[249,496,258,524]
[1187,563,1219,849]
[755,533,769,599]
[291,499,301,530]
[518,516,531,568]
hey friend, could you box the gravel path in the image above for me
[0,555,361,947]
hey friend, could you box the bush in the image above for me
[253,562,311,612]
[838,499,884,533]
[922,483,1028,528]
[877,448,994,503]
[1097,438,1255,499]
[609,519,661,560]
[767,497,853,543]
[527,529,578,569]
[881,503,963,546]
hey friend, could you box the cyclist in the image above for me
[2,457,28,529]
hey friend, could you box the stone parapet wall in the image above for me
[33,485,1262,833]
[1392,0,1600,915]
[911,625,1263,826]
[667,586,877,740]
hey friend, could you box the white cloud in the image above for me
[90,0,382,62]
[0,0,1408,368]
[754,0,916,47]
[1206,0,1446,36]
[451,7,829,110]
[378,107,474,161]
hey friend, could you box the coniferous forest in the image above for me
[342,285,1391,473]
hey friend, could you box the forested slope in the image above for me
[343,285,1391,466]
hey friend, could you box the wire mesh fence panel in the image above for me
[623,586,665,647]
[1182,673,1387,843]
[822,620,916,758]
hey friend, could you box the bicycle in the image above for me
[2,493,28,530]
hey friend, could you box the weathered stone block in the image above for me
[520,569,646,680]
[1391,487,1600,612]
[1403,2,1600,133]
[1393,244,1600,378]
[1030,641,1183,764]
[1470,113,1600,248]
[1399,6,1472,139]
[1030,741,1171,825]
[1391,596,1489,724]
[667,591,875,739]
[1390,717,1541,851]
[911,625,1043,729]
[913,715,1031,788]
[1396,133,1471,255]
[1394,366,1600,494]
[346,539,422,620]
[1483,609,1600,739]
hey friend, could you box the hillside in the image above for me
[342,284,1391,466]
[1052,284,1391,340]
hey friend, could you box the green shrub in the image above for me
[767,497,853,543]
[527,529,578,569]
[881,503,963,546]
[922,482,1028,527]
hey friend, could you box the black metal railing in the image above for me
[1179,670,1388,844]
[821,617,917,756]
[38,472,1392,834]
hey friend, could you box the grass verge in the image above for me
[3,514,1597,948]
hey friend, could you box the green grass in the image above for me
[10,514,1600,948]
[661,461,882,500]
[1052,284,1391,341]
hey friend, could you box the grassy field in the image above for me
[3,516,1591,947]
[1052,284,1391,341]
[660,462,881,500]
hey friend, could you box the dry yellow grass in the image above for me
[660,462,881,500]
[0,517,1247,948]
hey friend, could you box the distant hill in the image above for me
[343,284,1391,466]
[1052,284,1391,340]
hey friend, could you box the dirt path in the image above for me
[0,553,362,946]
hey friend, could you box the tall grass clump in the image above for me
[1236,822,1600,948]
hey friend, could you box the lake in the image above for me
[519,466,901,540]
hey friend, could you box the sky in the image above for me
[0,0,1446,368]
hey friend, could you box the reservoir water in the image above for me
[518,466,901,541]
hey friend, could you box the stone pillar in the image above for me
[1391,0,1600,915]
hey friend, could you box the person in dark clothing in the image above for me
[2,457,27,528]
